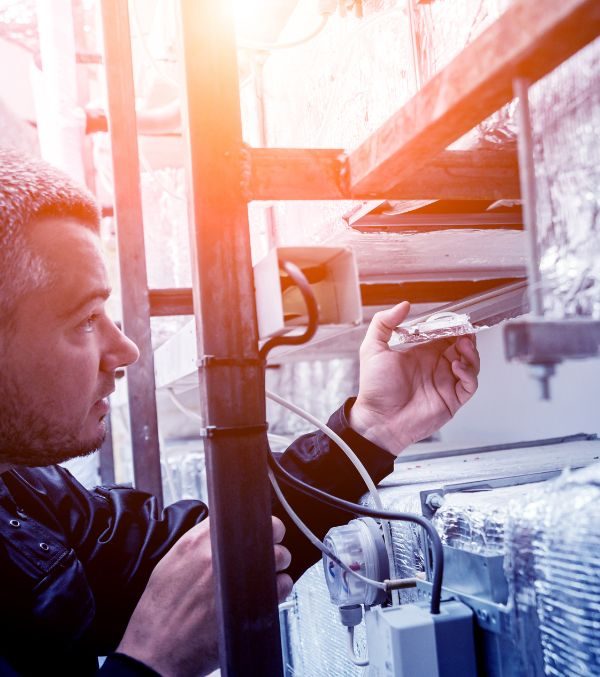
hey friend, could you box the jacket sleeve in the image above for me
[99,653,160,676]
[274,398,395,580]
[4,465,208,655]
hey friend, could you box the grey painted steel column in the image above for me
[178,1,283,674]
[100,0,163,508]
[514,77,544,317]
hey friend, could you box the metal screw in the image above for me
[478,609,489,622]
[529,363,556,400]
[425,493,444,511]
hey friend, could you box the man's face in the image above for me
[0,217,139,466]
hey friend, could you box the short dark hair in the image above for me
[0,148,100,316]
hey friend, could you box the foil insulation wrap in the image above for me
[530,38,600,319]
[505,463,600,677]
[287,566,369,677]
[431,484,531,556]
[287,439,600,675]
[412,0,517,149]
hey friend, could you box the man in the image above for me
[0,148,480,676]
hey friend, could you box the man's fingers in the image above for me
[362,302,410,353]
[456,336,481,374]
[276,573,293,602]
[274,544,292,572]
[452,360,478,402]
[272,516,286,544]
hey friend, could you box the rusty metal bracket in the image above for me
[202,423,269,438]
[197,355,264,368]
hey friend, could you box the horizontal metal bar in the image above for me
[149,288,194,316]
[396,432,598,464]
[352,212,523,232]
[504,319,600,363]
[360,278,524,306]
[247,148,519,201]
[197,355,264,368]
[348,0,600,195]
[202,423,269,438]
[150,278,525,317]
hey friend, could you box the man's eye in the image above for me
[81,314,99,333]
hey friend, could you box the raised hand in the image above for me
[349,302,480,455]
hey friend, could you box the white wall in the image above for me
[440,323,600,447]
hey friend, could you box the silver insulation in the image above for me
[411,0,517,149]
[530,38,600,320]
[287,439,600,675]
[505,463,600,677]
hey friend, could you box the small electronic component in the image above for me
[322,517,389,607]
[392,311,483,346]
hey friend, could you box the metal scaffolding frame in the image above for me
[97,0,599,674]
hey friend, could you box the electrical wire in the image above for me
[268,468,386,592]
[266,389,384,511]
[266,386,400,593]
[237,14,330,52]
[346,626,369,667]
[259,260,319,361]
[268,452,444,615]
[262,258,398,582]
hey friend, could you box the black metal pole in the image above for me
[178,1,283,674]
[100,0,163,508]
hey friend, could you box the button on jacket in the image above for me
[0,401,394,675]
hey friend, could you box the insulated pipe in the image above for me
[86,98,182,136]
[33,0,86,179]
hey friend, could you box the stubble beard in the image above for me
[0,378,106,467]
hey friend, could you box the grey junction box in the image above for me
[364,599,477,677]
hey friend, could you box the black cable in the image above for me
[259,259,319,361]
[268,453,444,614]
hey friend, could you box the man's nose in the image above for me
[101,321,140,372]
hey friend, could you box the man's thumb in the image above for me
[363,301,410,352]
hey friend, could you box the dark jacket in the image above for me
[0,401,394,675]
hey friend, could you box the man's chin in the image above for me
[1,427,106,468]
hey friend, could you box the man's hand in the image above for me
[349,302,480,455]
[117,516,292,677]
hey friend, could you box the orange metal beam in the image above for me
[248,148,520,201]
[347,0,600,195]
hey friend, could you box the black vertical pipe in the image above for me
[100,0,163,508]
[178,1,283,675]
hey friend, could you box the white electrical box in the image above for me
[254,245,362,347]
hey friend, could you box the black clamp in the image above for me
[197,355,264,368]
[202,423,269,438]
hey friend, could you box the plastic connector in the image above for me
[339,604,363,628]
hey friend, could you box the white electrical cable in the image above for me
[167,388,202,421]
[266,389,399,585]
[237,14,329,52]
[269,468,386,591]
[346,626,369,667]
[168,388,397,588]
[266,390,384,510]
